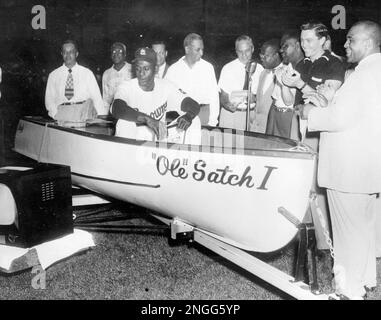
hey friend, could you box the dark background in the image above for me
[0,0,380,154]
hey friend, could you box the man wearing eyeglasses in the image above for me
[102,42,132,113]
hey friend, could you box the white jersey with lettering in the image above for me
[113,78,186,141]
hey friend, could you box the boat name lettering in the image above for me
[156,156,277,190]
[156,155,188,179]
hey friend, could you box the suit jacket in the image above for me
[162,63,169,78]
[250,69,275,133]
[308,53,381,193]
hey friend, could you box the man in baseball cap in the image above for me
[110,46,201,143]
[133,47,157,65]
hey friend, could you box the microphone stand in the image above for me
[246,75,252,131]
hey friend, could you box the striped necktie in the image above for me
[65,69,74,100]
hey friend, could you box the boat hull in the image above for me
[14,118,316,253]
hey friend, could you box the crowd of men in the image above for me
[19,18,381,300]
[44,22,350,142]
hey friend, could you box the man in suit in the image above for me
[152,40,169,79]
[376,197,381,258]
[299,21,381,299]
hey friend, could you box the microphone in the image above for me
[246,61,257,76]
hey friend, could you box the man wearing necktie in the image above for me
[45,40,105,122]
[218,35,264,130]
[65,68,74,100]
[250,39,282,134]
[264,37,299,139]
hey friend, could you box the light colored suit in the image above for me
[308,53,381,298]
[250,69,275,133]
[375,196,381,258]
[308,53,381,193]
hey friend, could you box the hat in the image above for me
[133,47,157,65]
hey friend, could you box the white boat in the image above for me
[14,116,316,253]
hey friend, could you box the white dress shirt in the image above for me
[45,63,105,118]
[308,53,381,193]
[218,58,264,96]
[102,62,132,110]
[165,57,220,126]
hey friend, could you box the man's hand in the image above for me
[225,100,239,113]
[282,69,304,89]
[176,114,192,131]
[303,91,328,108]
[316,82,336,102]
[145,117,167,140]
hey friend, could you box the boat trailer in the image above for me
[73,190,330,300]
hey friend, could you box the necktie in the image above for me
[271,69,276,85]
[65,69,74,100]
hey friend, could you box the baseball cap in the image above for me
[133,47,157,65]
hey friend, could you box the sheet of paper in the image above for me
[165,118,185,144]
[0,245,28,270]
[230,90,248,103]
[34,229,95,269]
[0,229,95,271]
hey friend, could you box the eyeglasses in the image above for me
[112,49,124,54]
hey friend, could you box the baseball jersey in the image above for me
[113,77,187,140]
